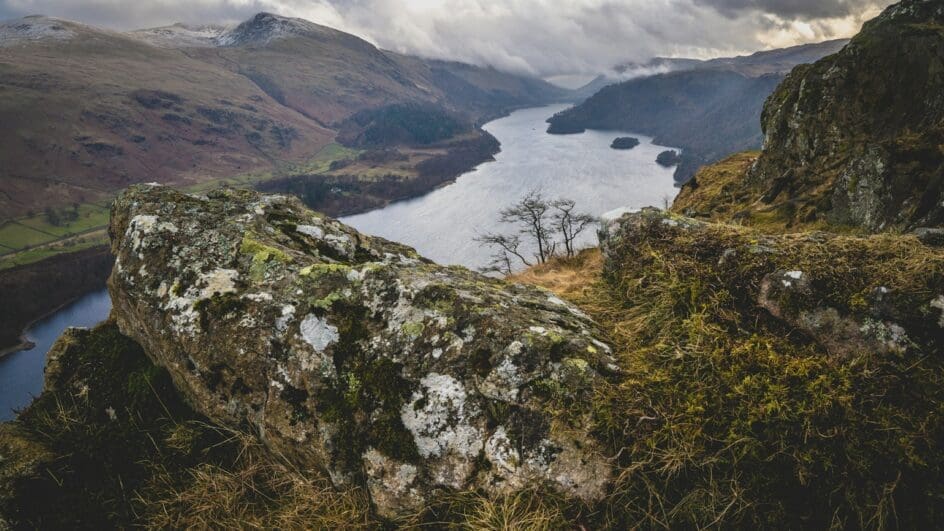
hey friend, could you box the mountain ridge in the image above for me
[676,0,944,232]
[0,12,569,221]
[546,38,849,182]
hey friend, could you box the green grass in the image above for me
[516,216,944,529]
[0,222,55,250]
[17,204,111,238]
[184,143,360,194]
[0,232,108,270]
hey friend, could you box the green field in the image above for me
[0,232,109,270]
[0,143,359,268]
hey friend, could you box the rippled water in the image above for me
[0,289,111,420]
[343,104,679,271]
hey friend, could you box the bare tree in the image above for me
[476,232,531,275]
[499,190,555,264]
[551,199,595,258]
[476,189,596,275]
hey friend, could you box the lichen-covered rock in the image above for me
[107,185,617,516]
[747,0,944,231]
[600,208,944,358]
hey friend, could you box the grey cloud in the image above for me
[0,0,892,77]
[695,0,886,18]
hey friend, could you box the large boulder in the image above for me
[107,185,617,516]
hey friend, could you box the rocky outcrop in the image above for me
[107,185,617,516]
[600,208,944,359]
[749,0,944,231]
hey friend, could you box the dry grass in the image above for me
[140,424,373,530]
[508,250,603,301]
[516,220,944,529]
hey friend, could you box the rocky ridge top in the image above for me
[748,0,944,231]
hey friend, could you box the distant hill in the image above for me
[0,13,569,219]
[552,40,849,181]
[677,0,944,232]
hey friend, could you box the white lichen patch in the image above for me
[362,448,423,514]
[275,304,295,333]
[860,319,910,353]
[299,314,339,352]
[485,426,520,474]
[198,269,239,299]
[296,224,324,239]
[591,338,612,353]
[780,270,805,288]
[547,296,566,306]
[401,373,483,461]
[480,355,523,402]
[126,214,178,255]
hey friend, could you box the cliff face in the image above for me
[749,0,944,231]
[105,185,617,516]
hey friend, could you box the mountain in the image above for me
[547,39,849,181]
[693,39,849,76]
[676,0,944,232]
[0,15,334,218]
[0,13,568,220]
[547,69,785,181]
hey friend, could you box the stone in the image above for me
[107,185,617,517]
[915,228,944,247]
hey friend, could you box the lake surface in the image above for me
[0,103,678,421]
[343,104,679,271]
[0,289,111,421]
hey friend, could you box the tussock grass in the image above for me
[140,424,372,530]
[515,215,944,528]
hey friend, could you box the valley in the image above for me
[2,1,944,528]
[0,103,679,420]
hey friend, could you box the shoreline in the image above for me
[0,290,104,360]
[0,246,113,358]
[0,105,566,360]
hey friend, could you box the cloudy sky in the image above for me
[0,0,892,79]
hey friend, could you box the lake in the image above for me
[0,103,678,421]
[342,104,679,271]
[0,289,111,420]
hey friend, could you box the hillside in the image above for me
[546,40,847,182]
[0,11,569,355]
[2,185,943,528]
[0,13,568,222]
[3,2,944,528]
[0,16,334,219]
[675,0,944,233]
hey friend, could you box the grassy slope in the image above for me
[4,212,942,528]
[513,214,944,528]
